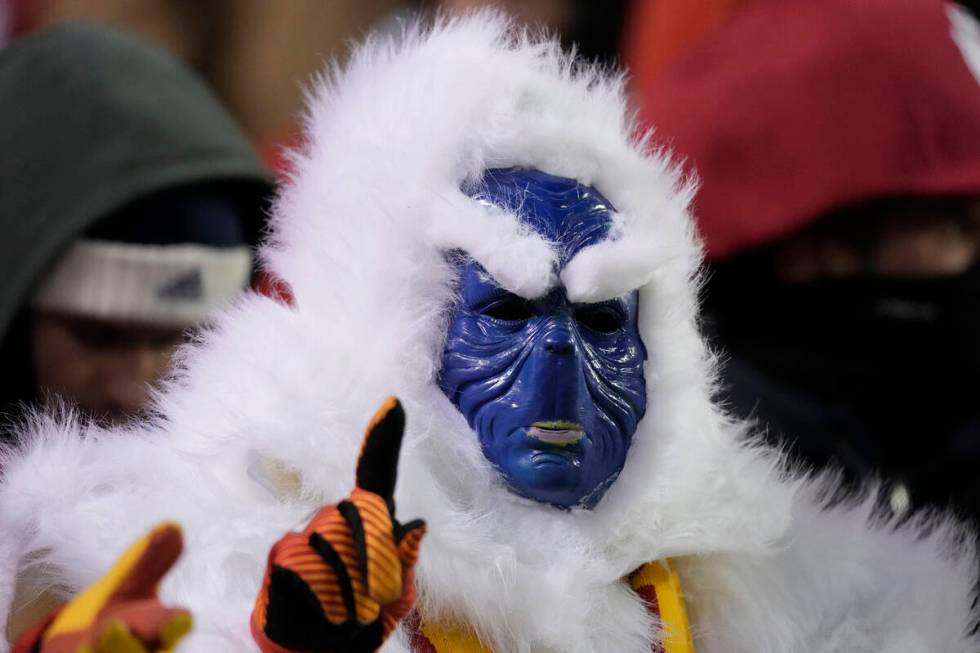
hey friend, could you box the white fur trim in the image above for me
[32,239,252,326]
[949,3,980,84]
[1,12,977,653]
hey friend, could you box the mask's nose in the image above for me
[526,319,589,421]
[543,324,576,356]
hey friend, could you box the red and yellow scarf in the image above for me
[404,559,695,653]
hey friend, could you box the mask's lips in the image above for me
[527,421,585,445]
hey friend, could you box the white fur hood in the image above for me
[1,12,977,653]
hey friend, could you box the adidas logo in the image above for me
[157,269,203,301]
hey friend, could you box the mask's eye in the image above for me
[574,305,624,334]
[481,295,534,322]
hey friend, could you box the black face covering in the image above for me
[706,255,980,513]
[710,262,979,393]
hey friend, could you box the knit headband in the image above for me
[33,239,252,326]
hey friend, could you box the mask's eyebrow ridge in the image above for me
[459,264,514,306]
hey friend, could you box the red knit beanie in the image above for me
[641,0,980,261]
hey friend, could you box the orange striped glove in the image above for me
[251,397,426,653]
[13,523,192,653]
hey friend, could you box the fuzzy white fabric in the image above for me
[1,12,978,653]
[950,3,980,84]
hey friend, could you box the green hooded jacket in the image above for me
[0,22,272,422]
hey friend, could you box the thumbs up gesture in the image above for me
[13,523,192,653]
[251,397,426,653]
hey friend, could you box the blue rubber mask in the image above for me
[439,168,647,509]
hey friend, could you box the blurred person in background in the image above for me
[642,0,980,519]
[434,0,628,64]
[5,0,408,171]
[0,22,270,434]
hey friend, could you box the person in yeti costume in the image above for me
[1,13,978,653]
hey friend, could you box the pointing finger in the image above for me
[109,523,184,603]
[43,523,184,646]
[355,397,406,502]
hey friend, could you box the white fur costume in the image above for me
[1,14,977,653]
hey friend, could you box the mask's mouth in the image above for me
[527,421,585,445]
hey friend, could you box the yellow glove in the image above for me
[13,523,192,653]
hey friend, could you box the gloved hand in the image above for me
[13,523,192,653]
[251,397,426,653]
